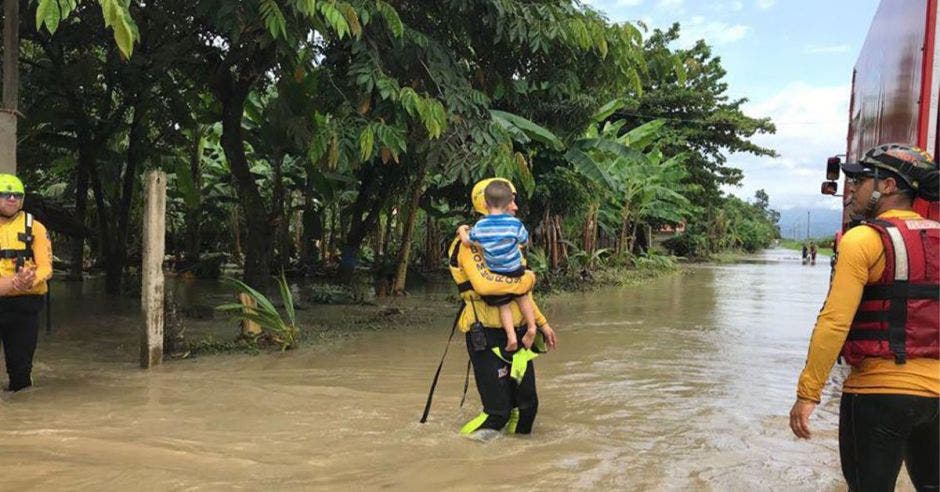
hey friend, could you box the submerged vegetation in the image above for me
[216,274,299,350]
[9,1,781,340]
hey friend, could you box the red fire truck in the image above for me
[823,0,938,224]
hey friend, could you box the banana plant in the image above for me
[216,273,299,351]
[565,99,693,255]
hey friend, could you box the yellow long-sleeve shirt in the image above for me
[0,211,53,296]
[796,209,940,402]
[448,237,548,332]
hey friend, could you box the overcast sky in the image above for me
[582,0,881,210]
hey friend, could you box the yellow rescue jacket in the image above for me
[447,237,545,332]
[0,211,52,296]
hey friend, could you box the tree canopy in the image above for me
[5,1,780,292]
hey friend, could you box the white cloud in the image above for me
[707,1,743,11]
[755,0,776,9]
[617,0,644,5]
[677,16,750,47]
[726,82,851,208]
[803,44,851,54]
[657,0,683,7]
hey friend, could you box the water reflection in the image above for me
[0,249,913,490]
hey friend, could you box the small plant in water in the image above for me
[216,273,299,350]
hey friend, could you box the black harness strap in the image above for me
[861,284,939,300]
[0,213,34,272]
[0,250,32,259]
[448,240,461,268]
[846,329,890,341]
[853,311,887,324]
[419,304,465,424]
[888,279,909,364]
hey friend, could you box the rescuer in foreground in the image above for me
[448,178,557,438]
[789,144,939,490]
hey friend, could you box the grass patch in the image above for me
[534,255,680,294]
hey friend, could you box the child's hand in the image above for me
[457,225,470,235]
[505,334,518,352]
[521,328,536,349]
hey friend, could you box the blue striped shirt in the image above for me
[469,214,529,273]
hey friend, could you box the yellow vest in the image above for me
[0,212,51,296]
[447,237,544,332]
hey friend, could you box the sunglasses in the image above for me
[847,174,875,185]
[0,192,24,200]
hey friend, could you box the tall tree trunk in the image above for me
[582,204,597,260]
[209,45,275,288]
[617,208,631,256]
[555,215,568,260]
[629,220,640,254]
[231,207,242,263]
[381,208,394,260]
[543,207,559,270]
[291,190,303,260]
[87,156,115,292]
[300,178,323,271]
[271,152,290,274]
[67,146,92,280]
[338,166,401,280]
[0,0,19,174]
[217,85,271,287]
[184,121,203,267]
[391,158,429,294]
[106,97,147,294]
[88,95,148,295]
[326,204,337,263]
[423,214,436,270]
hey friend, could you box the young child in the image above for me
[457,180,538,351]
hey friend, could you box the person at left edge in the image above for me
[0,174,53,392]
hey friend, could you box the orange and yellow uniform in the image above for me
[797,209,940,402]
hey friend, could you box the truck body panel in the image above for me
[844,0,938,223]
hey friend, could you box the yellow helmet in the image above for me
[0,174,24,194]
[471,178,516,215]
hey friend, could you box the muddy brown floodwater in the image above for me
[0,249,915,490]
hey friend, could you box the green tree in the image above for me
[619,24,776,204]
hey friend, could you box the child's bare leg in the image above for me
[499,304,517,351]
[516,295,538,348]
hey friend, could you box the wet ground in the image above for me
[0,249,914,490]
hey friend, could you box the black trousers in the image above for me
[0,295,44,391]
[840,393,940,492]
[465,326,538,433]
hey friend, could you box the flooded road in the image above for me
[0,249,913,490]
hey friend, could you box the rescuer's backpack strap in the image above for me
[861,219,910,364]
[0,212,35,269]
[17,213,34,272]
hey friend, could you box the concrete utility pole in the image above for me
[1,0,20,174]
[805,211,811,240]
[141,171,167,368]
